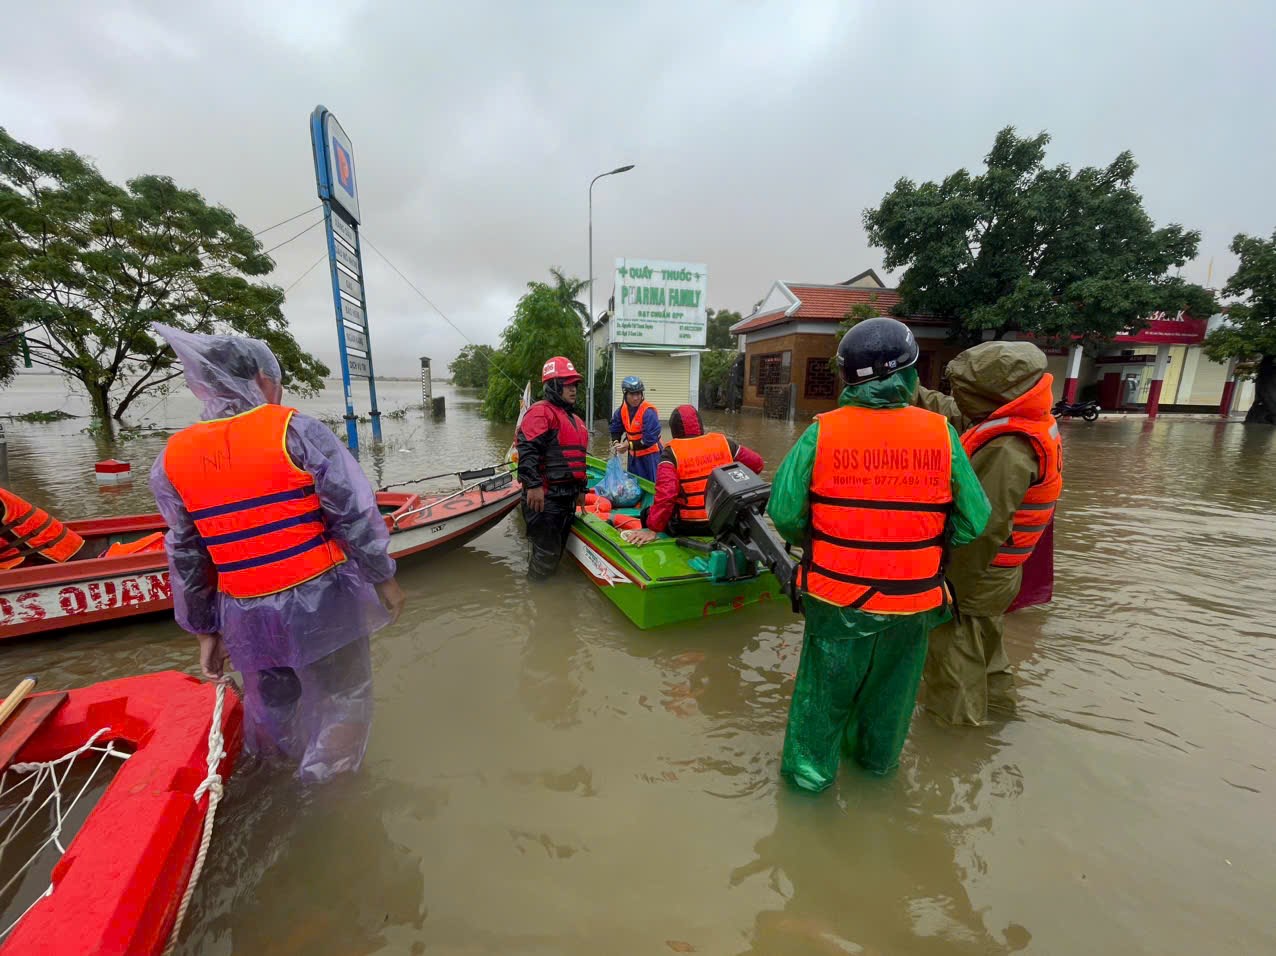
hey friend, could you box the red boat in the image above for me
[0,472,521,640]
[0,671,244,955]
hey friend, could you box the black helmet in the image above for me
[836,317,919,385]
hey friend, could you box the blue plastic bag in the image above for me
[593,453,643,507]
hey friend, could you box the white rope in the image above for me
[162,678,229,956]
[0,679,229,951]
[0,729,130,940]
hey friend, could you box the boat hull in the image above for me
[565,457,782,630]
[0,485,520,641]
[566,524,782,629]
[0,671,244,956]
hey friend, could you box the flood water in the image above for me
[3,374,1275,954]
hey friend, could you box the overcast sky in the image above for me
[3,0,1273,377]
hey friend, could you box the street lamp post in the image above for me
[587,164,635,433]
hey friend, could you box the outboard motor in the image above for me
[677,463,802,612]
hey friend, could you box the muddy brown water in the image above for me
[2,375,1275,954]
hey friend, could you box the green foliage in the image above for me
[829,300,883,371]
[863,126,1215,345]
[591,344,612,419]
[699,348,737,407]
[705,308,742,349]
[1205,231,1276,364]
[448,343,497,389]
[0,280,20,386]
[482,275,586,422]
[548,266,591,331]
[0,127,328,438]
[1205,230,1276,424]
[2,409,77,423]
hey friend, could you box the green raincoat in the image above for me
[767,368,990,790]
[914,342,1051,725]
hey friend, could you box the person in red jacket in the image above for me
[625,405,764,545]
[516,356,591,578]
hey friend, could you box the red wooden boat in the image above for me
[0,671,244,955]
[0,472,520,640]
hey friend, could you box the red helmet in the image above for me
[541,356,582,384]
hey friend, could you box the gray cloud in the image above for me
[3,0,1271,378]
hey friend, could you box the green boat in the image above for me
[564,456,785,629]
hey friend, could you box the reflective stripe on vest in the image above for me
[667,433,734,527]
[162,404,346,598]
[0,488,85,571]
[802,405,953,613]
[960,376,1063,569]
[620,401,660,457]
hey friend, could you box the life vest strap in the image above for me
[805,561,944,596]
[810,528,946,551]
[810,492,951,513]
[1019,500,1055,511]
[1,513,61,555]
[189,485,315,521]
[998,543,1036,556]
[216,532,335,574]
[200,509,325,547]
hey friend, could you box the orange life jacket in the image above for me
[103,531,166,559]
[163,404,346,599]
[0,488,85,571]
[961,375,1063,569]
[620,401,660,457]
[800,405,953,613]
[666,432,734,529]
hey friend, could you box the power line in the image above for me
[253,205,322,238]
[260,217,324,256]
[358,232,524,391]
[129,251,329,422]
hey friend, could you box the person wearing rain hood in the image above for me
[148,325,406,783]
[914,341,1063,725]
[766,319,990,792]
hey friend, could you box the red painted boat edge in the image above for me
[1,486,522,640]
[0,671,244,956]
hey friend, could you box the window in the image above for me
[758,352,788,393]
[804,356,837,399]
[749,354,760,386]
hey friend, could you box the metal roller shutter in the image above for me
[611,350,692,425]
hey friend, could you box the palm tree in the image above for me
[544,267,591,332]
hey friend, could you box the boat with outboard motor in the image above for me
[564,456,797,629]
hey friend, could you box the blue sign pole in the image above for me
[309,104,382,451]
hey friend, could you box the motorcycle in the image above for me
[1052,399,1100,422]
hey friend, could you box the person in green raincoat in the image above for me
[768,319,990,792]
[914,341,1063,725]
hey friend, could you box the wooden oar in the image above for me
[0,676,68,770]
[0,676,36,728]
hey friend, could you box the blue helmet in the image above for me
[621,376,645,394]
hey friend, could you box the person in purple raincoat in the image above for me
[148,325,405,782]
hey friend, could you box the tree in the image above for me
[698,348,737,408]
[448,343,496,390]
[705,308,742,349]
[548,266,591,331]
[0,128,326,438]
[0,280,21,386]
[482,273,586,422]
[1205,231,1276,424]
[829,300,881,371]
[863,126,1215,346]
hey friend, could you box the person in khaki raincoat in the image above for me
[914,341,1062,725]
